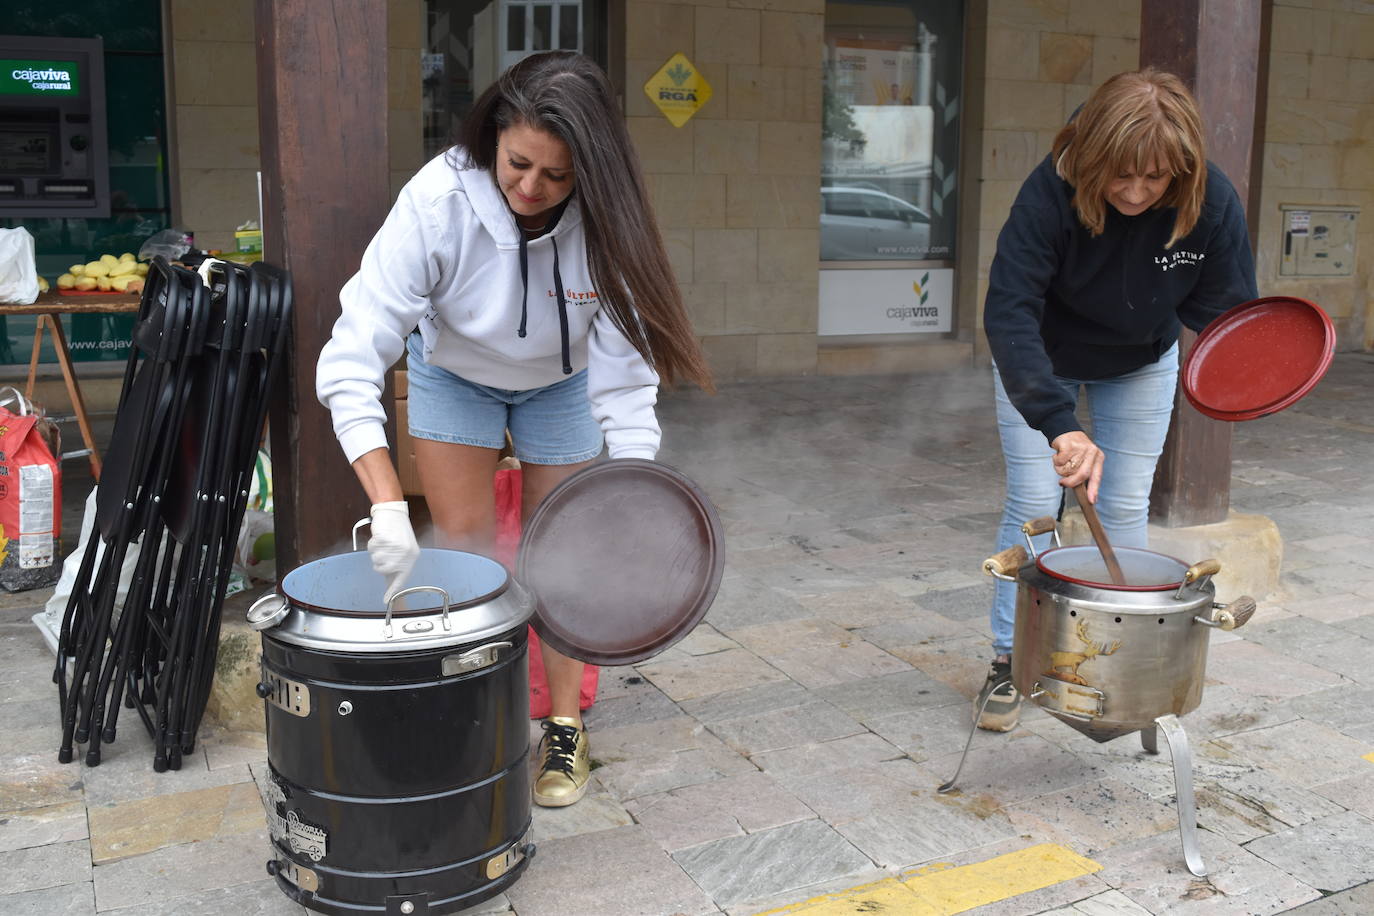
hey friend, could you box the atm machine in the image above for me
[0,35,110,218]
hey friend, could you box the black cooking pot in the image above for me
[248,548,535,916]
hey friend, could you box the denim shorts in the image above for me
[405,333,603,465]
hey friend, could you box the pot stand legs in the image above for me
[937,669,1013,794]
[1146,714,1207,878]
[941,696,1207,878]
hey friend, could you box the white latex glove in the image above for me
[368,501,419,603]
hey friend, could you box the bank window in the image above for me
[821,0,962,263]
[424,0,607,161]
[502,1,584,70]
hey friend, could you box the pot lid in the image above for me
[1182,296,1335,421]
[258,549,533,652]
[1036,545,1190,591]
[517,459,724,666]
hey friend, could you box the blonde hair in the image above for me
[1052,68,1206,248]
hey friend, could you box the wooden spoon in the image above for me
[1073,483,1127,586]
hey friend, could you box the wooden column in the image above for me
[256,0,391,570]
[1142,0,1262,527]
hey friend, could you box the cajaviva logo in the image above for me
[912,272,931,304]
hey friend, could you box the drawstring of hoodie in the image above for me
[551,237,571,375]
[515,227,573,376]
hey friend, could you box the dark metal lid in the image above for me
[517,459,724,666]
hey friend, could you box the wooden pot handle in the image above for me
[1215,596,1257,630]
[983,545,1027,579]
[1184,558,1222,584]
[1021,516,1057,538]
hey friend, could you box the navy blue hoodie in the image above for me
[984,155,1257,443]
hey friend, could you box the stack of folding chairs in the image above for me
[54,256,292,771]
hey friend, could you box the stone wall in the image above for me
[1253,0,1374,351]
[965,0,1141,362]
[168,0,425,252]
[625,0,826,379]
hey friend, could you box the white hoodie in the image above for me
[316,150,661,465]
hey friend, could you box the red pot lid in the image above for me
[517,459,724,666]
[1182,296,1335,421]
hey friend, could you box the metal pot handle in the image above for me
[1020,516,1060,558]
[351,517,371,552]
[384,585,452,638]
[983,544,1027,582]
[1174,558,1221,599]
[247,592,289,631]
[1194,595,1257,631]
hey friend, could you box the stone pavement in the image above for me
[3,352,1374,916]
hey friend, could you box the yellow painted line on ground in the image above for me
[758,844,1101,915]
[1364,752,1374,763]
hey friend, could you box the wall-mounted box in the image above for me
[1279,204,1358,277]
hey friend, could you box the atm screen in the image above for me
[0,128,57,174]
[0,121,59,175]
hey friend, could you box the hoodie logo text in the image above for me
[1155,250,1205,272]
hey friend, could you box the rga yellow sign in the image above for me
[644,53,712,128]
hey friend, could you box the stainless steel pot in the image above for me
[941,515,1258,879]
[984,515,1256,743]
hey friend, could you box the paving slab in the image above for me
[677,679,812,724]
[863,701,983,762]
[830,790,1020,868]
[775,757,936,824]
[0,750,85,813]
[88,779,263,864]
[749,732,906,780]
[106,878,309,915]
[1244,810,1374,894]
[0,838,92,896]
[1002,777,1180,858]
[1093,828,1322,914]
[505,824,718,916]
[702,697,866,756]
[1282,881,1374,914]
[0,881,97,916]
[637,647,790,703]
[625,771,815,853]
[92,829,275,911]
[529,781,635,843]
[0,799,88,853]
[1309,767,1374,819]
[921,731,1107,808]
[1038,888,1155,915]
[672,818,873,909]
[1206,719,1374,788]
[812,667,966,721]
[794,584,940,630]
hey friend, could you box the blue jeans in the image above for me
[989,344,1179,656]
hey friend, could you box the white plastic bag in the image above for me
[0,227,39,305]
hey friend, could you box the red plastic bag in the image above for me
[493,465,598,718]
[0,389,62,591]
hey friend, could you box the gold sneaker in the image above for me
[534,716,589,807]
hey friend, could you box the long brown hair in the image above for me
[457,52,713,391]
[1052,68,1207,248]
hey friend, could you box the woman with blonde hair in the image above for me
[317,51,712,805]
[975,68,1257,731]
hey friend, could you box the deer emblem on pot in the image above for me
[1044,619,1121,685]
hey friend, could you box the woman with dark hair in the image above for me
[976,68,1257,731]
[317,51,713,807]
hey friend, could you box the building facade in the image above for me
[6,0,1373,378]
